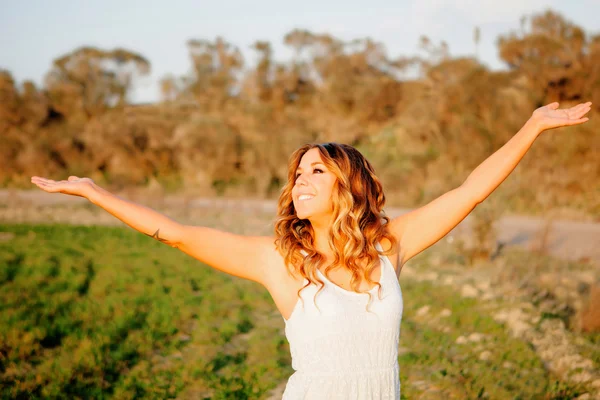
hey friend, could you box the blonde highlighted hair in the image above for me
[273,142,398,314]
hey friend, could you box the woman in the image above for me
[31,101,591,399]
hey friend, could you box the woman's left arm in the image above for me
[390,101,592,266]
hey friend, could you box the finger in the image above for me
[572,103,591,114]
[547,102,560,109]
[568,105,589,118]
[579,106,592,117]
[68,176,79,181]
[566,117,589,125]
[574,105,592,118]
[32,179,50,186]
[569,103,585,113]
[577,102,592,110]
[34,178,56,186]
[45,182,65,193]
[42,186,59,193]
[33,177,53,183]
[33,181,57,192]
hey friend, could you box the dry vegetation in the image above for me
[0,10,598,219]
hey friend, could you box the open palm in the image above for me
[531,101,591,132]
[31,176,94,199]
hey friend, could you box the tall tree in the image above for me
[45,46,150,119]
[184,37,244,112]
[0,70,20,131]
[497,10,587,102]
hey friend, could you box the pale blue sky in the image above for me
[1,0,598,103]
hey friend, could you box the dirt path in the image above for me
[1,189,598,267]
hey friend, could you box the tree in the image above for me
[184,37,244,112]
[45,46,150,119]
[497,10,587,102]
[0,70,20,131]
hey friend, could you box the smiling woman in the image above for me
[273,142,404,398]
[29,100,593,400]
[277,143,398,308]
[291,150,337,220]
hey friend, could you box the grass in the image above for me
[398,243,596,399]
[0,222,595,399]
[398,277,585,399]
[0,223,289,399]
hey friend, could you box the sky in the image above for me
[1,0,598,104]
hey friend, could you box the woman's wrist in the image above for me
[86,182,109,205]
[523,116,544,138]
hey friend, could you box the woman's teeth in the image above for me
[298,195,315,201]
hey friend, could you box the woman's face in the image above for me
[291,148,337,221]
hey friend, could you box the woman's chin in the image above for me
[295,210,310,220]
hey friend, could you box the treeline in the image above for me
[1,10,599,216]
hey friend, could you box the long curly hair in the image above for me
[273,142,398,314]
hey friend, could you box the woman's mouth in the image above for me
[298,194,315,201]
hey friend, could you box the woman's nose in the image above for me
[295,174,308,186]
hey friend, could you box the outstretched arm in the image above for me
[30,176,184,247]
[30,176,276,286]
[389,101,592,266]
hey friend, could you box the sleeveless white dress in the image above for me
[281,242,404,399]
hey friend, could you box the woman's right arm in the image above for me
[31,176,277,287]
[88,183,276,286]
[87,182,183,247]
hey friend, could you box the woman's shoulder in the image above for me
[378,236,402,275]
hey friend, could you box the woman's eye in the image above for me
[295,168,324,180]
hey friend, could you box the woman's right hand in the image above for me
[31,175,96,199]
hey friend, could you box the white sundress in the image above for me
[281,242,404,399]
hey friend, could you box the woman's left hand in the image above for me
[530,101,592,133]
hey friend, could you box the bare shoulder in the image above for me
[255,237,306,314]
[379,236,402,276]
[255,236,298,285]
[176,227,289,288]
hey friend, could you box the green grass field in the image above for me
[0,223,592,399]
